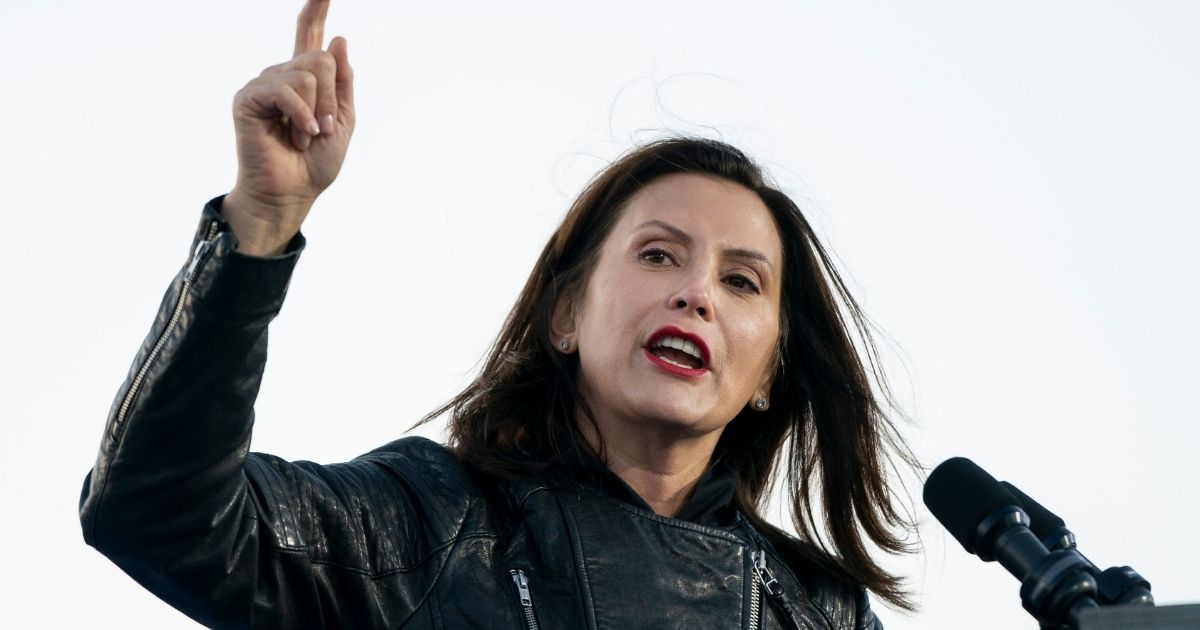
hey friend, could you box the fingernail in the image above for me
[308,120,321,136]
[319,114,335,135]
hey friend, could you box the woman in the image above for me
[79,1,916,627]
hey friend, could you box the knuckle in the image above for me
[314,51,336,72]
[238,78,261,96]
[292,50,336,76]
[234,83,259,105]
[272,82,298,102]
[259,62,284,77]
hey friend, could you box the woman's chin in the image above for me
[623,401,729,437]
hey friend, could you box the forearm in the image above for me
[80,195,305,618]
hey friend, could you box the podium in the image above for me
[1077,603,1200,629]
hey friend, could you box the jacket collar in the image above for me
[557,445,737,527]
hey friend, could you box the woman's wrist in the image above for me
[221,189,308,256]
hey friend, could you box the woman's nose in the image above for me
[668,277,714,321]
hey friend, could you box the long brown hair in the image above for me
[423,137,918,609]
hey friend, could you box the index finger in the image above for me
[293,0,331,57]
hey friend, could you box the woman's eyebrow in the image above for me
[633,219,773,271]
[633,219,692,245]
[724,247,773,271]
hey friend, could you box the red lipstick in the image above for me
[644,326,711,378]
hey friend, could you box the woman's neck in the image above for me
[578,414,724,518]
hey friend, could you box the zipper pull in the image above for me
[183,223,220,284]
[510,569,533,607]
[183,240,210,284]
[752,550,781,597]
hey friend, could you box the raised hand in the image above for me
[223,0,355,256]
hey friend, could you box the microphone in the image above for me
[999,481,1068,547]
[1001,480,1154,607]
[924,457,1101,628]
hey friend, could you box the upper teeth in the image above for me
[653,336,703,363]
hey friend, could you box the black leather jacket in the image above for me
[79,198,883,629]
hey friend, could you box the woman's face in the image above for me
[562,173,784,439]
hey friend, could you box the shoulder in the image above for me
[756,525,882,629]
[356,436,481,500]
[253,436,491,546]
[355,437,526,543]
[234,437,498,578]
[361,435,462,466]
[801,577,881,629]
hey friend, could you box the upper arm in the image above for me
[84,443,472,628]
[77,199,475,627]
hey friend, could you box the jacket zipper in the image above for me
[115,221,219,425]
[750,549,781,629]
[509,569,541,630]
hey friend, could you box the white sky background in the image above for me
[1,0,1197,627]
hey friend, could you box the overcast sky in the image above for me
[2,1,1197,627]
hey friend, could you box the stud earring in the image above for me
[559,339,570,351]
[754,397,768,411]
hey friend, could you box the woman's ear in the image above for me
[550,289,578,353]
[750,345,781,410]
[750,378,772,411]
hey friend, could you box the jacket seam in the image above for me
[556,492,599,630]
[264,532,499,579]
[515,483,551,509]
[392,498,476,628]
[568,482,744,542]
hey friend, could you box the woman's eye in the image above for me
[639,248,674,265]
[725,274,760,293]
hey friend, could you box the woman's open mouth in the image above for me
[645,327,710,376]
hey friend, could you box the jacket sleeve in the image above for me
[78,197,454,629]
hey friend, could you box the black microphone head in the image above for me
[924,457,1021,554]
[1001,481,1065,539]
